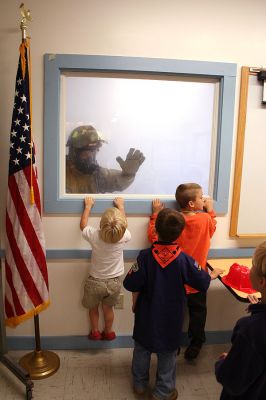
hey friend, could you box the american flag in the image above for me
[5,40,49,328]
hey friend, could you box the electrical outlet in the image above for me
[115,293,124,309]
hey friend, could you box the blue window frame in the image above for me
[44,54,236,214]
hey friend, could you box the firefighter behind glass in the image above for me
[66,125,145,193]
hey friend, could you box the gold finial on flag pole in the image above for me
[20,3,32,41]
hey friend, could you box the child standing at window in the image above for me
[124,207,221,399]
[80,196,131,340]
[148,183,217,360]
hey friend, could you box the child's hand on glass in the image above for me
[84,197,95,209]
[114,197,124,209]
[152,199,164,214]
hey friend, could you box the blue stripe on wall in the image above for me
[7,331,232,351]
[0,248,255,260]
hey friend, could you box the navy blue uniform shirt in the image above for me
[123,242,211,353]
[215,303,266,400]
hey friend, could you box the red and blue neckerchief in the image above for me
[152,242,181,268]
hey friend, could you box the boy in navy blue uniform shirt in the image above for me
[215,241,266,400]
[124,208,222,400]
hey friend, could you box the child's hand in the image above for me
[132,292,139,313]
[203,197,213,212]
[247,294,260,304]
[80,197,94,231]
[218,352,228,360]
[210,268,224,279]
[152,199,164,214]
[114,197,126,216]
[114,197,124,209]
[84,197,94,209]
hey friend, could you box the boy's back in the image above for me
[177,210,216,268]
[148,210,216,268]
[124,207,222,399]
[215,241,266,400]
[148,186,217,360]
[174,184,216,266]
[148,210,216,267]
[82,225,131,278]
[123,243,211,352]
[216,304,266,400]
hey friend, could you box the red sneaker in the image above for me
[101,331,116,341]
[88,331,102,340]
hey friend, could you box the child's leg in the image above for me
[101,303,114,334]
[153,350,178,400]
[89,306,100,333]
[185,291,207,359]
[101,277,121,338]
[132,341,151,393]
[187,291,207,344]
[82,276,103,337]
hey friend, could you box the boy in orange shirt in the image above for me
[148,183,217,360]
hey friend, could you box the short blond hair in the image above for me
[252,241,266,278]
[99,207,127,244]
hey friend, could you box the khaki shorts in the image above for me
[82,275,121,309]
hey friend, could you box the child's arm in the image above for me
[80,197,94,231]
[147,199,164,243]
[114,197,126,217]
[215,327,264,396]
[183,259,223,292]
[204,197,217,237]
[203,197,213,213]
[123,258,146,296]
[132,292,139,312]
[114,197,132,242]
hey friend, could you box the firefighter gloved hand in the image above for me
[116,148,145,176]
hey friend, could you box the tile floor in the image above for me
[0,344,228,399]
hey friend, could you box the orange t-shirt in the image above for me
[147,210,217,294]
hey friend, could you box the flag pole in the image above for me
[16,3,60,380]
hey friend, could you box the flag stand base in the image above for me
[19,314,60,380]
[0,354,34,399]
[19,349,60,380]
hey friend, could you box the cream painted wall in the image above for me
[1,0,266,338]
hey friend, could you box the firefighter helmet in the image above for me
[67,125,105,149]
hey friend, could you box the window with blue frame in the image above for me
[44,55,236,214]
